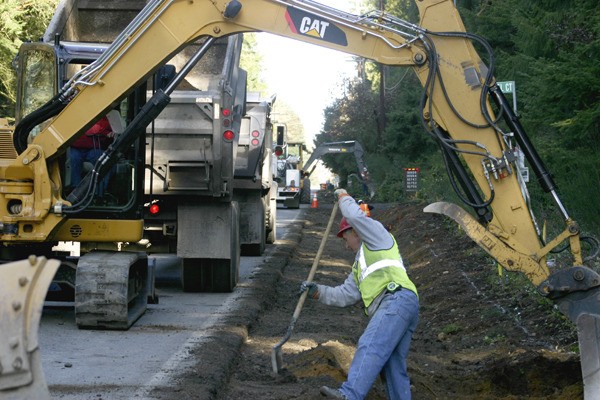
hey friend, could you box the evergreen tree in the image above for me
[0,0,58,118]
[241,33,269,95]
[0,0,24,116]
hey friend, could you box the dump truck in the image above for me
[1,0,599,398]
[275,140,309,209]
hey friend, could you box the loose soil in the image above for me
[163,197,585,399]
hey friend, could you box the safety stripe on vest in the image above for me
[357,248,405,283]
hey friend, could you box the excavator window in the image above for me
[15,44,57,125]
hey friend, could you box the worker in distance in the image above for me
[301,189,419,400]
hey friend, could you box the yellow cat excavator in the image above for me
[1,0,598,398]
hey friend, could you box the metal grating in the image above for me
[0,119,17,159]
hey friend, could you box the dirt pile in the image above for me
[218,202,582,399]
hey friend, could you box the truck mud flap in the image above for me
[75,251,148,330]
[0,256,60,400]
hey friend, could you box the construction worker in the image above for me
[301,189,419,400]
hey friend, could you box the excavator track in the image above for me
[0,256,59,400]
[75,251,148,330]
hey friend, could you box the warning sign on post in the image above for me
[404,168,420,192]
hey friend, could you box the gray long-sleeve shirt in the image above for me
[317,196,395,313]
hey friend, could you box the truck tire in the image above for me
[210,258,239,292]
[181,257,239,293]
[181,258,203,292]
[242,242,264,256]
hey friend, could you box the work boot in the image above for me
[319,386,348,399]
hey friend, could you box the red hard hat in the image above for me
[337,217,352,238]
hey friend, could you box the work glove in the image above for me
[334,188,348,198]
[300,281,320,300]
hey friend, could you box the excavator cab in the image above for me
[14,40,145,217]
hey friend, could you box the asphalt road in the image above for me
[38,207,305,399]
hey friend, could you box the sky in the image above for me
[254,0,363,145]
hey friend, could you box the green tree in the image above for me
[241,33,268,95]
[0,0,58,117]
[317,78,379,187]
[0,0,24,116]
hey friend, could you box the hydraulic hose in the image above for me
[13,92,68,154]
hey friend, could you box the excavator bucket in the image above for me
[577,314,600,396]
[0,256,59,400]
[554,287,600,398]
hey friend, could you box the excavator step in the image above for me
[75,251,148,330]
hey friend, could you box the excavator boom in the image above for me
[1,0,598,397]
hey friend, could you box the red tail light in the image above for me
[149,204,160,215]
[223,130,235,141]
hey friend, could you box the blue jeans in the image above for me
[340,289,419,400]
[70,147,110,196]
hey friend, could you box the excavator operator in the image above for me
[69,115,114,197]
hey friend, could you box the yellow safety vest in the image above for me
[352,236,418,310]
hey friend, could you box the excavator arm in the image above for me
[2,0,599,397]
[302,140,374,197]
